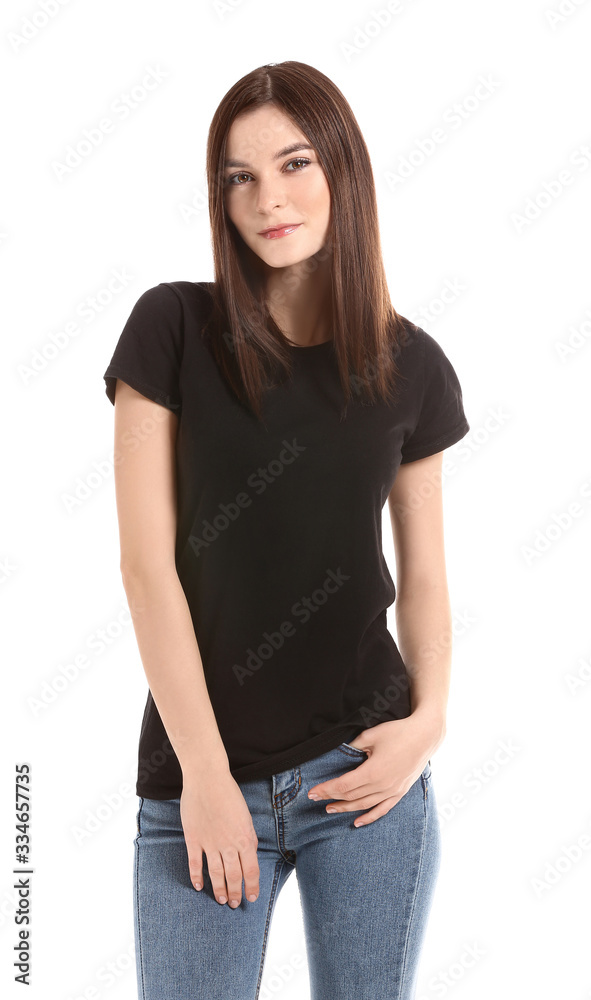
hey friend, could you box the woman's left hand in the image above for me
[307,711,445,827]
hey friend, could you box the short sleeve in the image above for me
[103,282,184,414]
[400,329,470,464]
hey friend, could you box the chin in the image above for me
[258,253,313,269]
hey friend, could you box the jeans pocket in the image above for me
[134,796,144,840]
[420,760,432,801]
[337,741,367,758]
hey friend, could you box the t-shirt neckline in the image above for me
[287,338,333,351]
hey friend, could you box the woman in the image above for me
[103,61,470,1000]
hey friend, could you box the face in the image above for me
[223,105,331,271]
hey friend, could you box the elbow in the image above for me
[120,559,177,592]
[395,578,451,609]
[119,561,144,593]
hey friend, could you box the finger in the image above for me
[353,797,399,826]
[326,792,400,814]
[188,845,204,891]
[219,848,244,907]
[207,852,230,905]
[241,848,261,903]
[310,774,367,802]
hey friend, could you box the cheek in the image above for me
[224,187,247,220]
[225,201,254,243]
[224,193,238,225]
[306,177,331,221]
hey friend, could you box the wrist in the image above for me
[410,704,447,746]
[178,747,230,781]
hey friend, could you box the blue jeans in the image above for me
[133,742,441,999]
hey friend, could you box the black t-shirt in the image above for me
[103,281,470,799]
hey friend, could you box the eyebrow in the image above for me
[223,143,315,170]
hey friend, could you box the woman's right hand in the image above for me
[180,770,260,907]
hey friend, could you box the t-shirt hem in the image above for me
[400,417,470,464]
[134,723,363,799]
[231,724,363,782]
[135,785,182,801]
[103,365,181,412]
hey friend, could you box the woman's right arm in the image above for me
[112,378,260,908]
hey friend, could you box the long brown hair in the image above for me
[203,60,409,424]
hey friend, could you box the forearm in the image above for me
[394,582,452,739]
[121,565,230,779]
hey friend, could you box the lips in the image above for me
[258,223,302,239]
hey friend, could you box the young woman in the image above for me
[103,61,470,1000]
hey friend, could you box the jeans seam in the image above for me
[134,798,146,1000]
[255,858,289,999]
[273,768,302,810]
[273,782,299,865]
[397,791,428,998]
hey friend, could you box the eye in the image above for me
[285,157,311,171]
[225,157,312,186]
[226,172,251,186]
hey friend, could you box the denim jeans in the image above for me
[133,742,441,999]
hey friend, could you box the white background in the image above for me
[2,0,590,997]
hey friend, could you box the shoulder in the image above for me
[394,314,461,377]
[123,282,216,348]
[128,280,214,313]
[392,314,424,372]
[157,280,215,313]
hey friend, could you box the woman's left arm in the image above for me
[389,449,451,746]
[308,450,454,825]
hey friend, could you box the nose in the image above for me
[254,175,288,215]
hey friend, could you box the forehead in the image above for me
[224,107,313,166]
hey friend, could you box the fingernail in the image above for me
[194,883,202,890]
[308,793,319,800]
[248,894,258,902]
[230,899,239,907]
[326,807,337,813]
[218,895,227,904]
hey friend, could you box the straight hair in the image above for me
[202,60,409,424]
